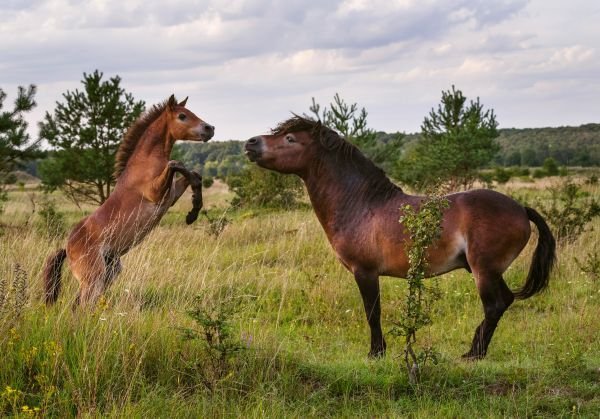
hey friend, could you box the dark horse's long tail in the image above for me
[43,249,67,305]
[513,207,556,300]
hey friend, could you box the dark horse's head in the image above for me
[244,116,353,175]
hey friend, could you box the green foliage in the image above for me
[308,94,403,172]
[180,292,248,392]
[542,157,559,176]
[534,179,600,243]
[38,70,145,205]
[202,176,214,189]
[494,123,600,167]
[226,165,304,210]
[0,85,40,212]
[493,167,512,184]
[397,85,499,191]
[175,141,245,178]
[391,195,448,384]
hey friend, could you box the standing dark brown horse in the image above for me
[244,116,555,360]
[43,95,214,306]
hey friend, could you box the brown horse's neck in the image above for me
[300,153,402,231]
[125,114,175,180]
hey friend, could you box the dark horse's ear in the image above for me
[178,96,188,107]
[167,94,177,111]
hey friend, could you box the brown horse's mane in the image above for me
[114,99,170,178]
[272,115,402,194]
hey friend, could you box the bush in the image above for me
[535,179,600,243]
[542,157,559,176]
[493,167,512,184]
[225,165,304,210]
[202,176,214,189]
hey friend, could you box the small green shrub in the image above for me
[535,179,600,243]
[202,176,214,189]
[493,167,512,184]
[391,194,448,385]
[226,165,304,210]
[180,291,249,392]
[575,250,600,281]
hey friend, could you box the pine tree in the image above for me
[39,71,144,205]
[0,85,40,210]
[397,86,499,191]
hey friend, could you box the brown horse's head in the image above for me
[245,116,342,174]
[166,94,215,142]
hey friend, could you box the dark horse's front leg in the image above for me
[354,269,386,358]
[149,160,203,224]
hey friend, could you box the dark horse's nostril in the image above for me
[204,123,214,132]
[247,136,260,145]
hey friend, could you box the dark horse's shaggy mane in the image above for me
[114,99,170,178]
[272,115,401,194]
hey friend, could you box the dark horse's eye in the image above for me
[286,135,295,143]
[178,113,186,121]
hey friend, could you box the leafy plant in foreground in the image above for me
[180,292,248,392]
[390,194,448,385]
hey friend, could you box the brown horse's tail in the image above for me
[43,249,67,305]
[513,207,556,300]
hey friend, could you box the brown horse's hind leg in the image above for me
[70,249,108,307]
[354,269,386,358]
[463,270,514,360]
[104,254,122,289]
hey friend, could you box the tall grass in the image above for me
[0,181,598,417]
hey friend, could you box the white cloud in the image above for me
[1,0,599,140]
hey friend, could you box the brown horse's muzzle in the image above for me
[199,123,215,142]
[244,136,262,162]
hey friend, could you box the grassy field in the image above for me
[0,178,598,417]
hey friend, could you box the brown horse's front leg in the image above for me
[354,269,386,358]
[147,160,187,203]
[147,161,202,224]
[185,170,202,225]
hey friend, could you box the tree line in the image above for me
[1,70,598,210]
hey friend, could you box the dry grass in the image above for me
[0,179,598,417]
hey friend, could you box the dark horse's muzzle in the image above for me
[244,136,262,161]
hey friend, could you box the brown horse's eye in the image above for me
[178,113,186,121]
[286,135,295,143]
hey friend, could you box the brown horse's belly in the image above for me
[87,200,168,255]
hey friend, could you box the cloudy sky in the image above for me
[1,0,599,141]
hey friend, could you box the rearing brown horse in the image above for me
[245,116,555,360]
[43,95,214,306]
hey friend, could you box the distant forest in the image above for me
[174,123,600,178]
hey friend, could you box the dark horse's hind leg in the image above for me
[463,270,514,360]
[354,269,386,358]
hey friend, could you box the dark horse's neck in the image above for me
[300,147,402,232]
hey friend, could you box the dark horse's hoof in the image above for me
[368,349,386,359]
[186,209,200,225]
[461,351,485,361]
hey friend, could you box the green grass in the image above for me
[0,182,598,417]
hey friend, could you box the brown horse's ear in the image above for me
[178,96,188,107]
[167,94,177,111]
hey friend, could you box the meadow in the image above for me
[0,178,598,417]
